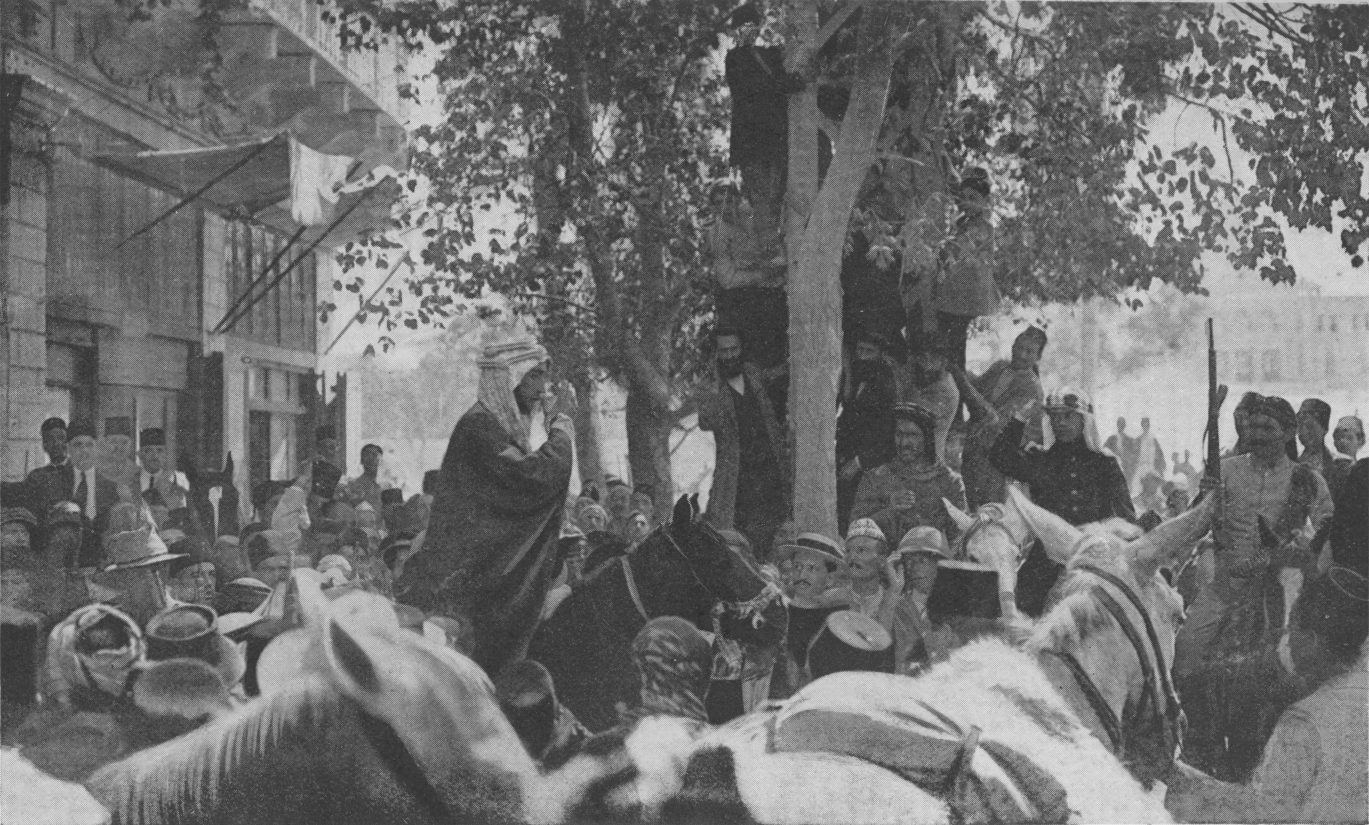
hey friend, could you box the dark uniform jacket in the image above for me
[989,419,1135,526]
[989,418,1135,616]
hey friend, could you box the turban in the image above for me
[1298,398,1331,432]
[1246,394,1297,432]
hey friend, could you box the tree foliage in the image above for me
[325,1,1367,523]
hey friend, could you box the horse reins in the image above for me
[1047,564,1183,765]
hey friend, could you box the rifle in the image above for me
[1175,319,1225,581]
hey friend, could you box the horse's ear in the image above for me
[673,495,691,526]
[223,452,234,476]
[1006,485,1084,565]
[326,617,383,697]
[943,498,975,533]
[689,493,701,520]
[1129,493,1215,579]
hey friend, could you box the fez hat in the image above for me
[66,420,96,440]
[139,427,166,447]
[40,417,67,436]
[142,603,245,689]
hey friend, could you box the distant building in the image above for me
[3,0,407,494]
[1211,275,1369,397]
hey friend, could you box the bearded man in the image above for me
[698,326,788,557]
[397,332,575,676]
[1175,394,1334,782]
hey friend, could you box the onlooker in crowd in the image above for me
[64,421,123,567]
[624,511,651,544]
[576,502,610,536]
[707,184,787,370]
[98,418,139,491]
[698,326,788,555]
[166,552,217,608]
[94,525,185,626]
[603,479,633,538]
[396,331,575,677]
[908,168,998,377]
[1175,394,1334,782]
[1322,458,1367,577]
[889,526,949,673]
[26,418,73,521]
[1297,398,1349,497]
[774,533,848,693]
[1129,416,1165,498]
[340,443,390,514]
[1166,566,1367,823]
[723,4,789,256]
[1103,416,1138,481]
[1332,414,1364,461]
[495,660,588,770]
[629,488,656,528]
[135,428,189,510]
[954,325,1047,508]
[851,403,967,549]
[1173,449,1201,492]
[831,519,898,631]
[990,388,1134,616]
[899,333,960,467]
[836,330,897,531]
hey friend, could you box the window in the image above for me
[1261,350,1281,381]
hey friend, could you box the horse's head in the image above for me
[1012,485,1215,786]
[318,591,537,820]
[90,577,539,825]
[633,495,749,625]
[946,496,1033,585]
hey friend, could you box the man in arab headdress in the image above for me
[397,329,575,675]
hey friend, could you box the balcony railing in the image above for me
[252,0,405,121]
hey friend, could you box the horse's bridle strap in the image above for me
[1077,564,1181,715]
[622,556,651,622]
[1041,649,1123,753]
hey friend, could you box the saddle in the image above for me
[766,672,1070,824]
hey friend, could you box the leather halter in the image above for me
[958,505,1031,566]
[1047,563,1184,770]
[612,522,725,622]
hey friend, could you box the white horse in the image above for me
[565,488,1216,824]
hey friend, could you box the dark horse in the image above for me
[527,495,779,732]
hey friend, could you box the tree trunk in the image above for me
[625,384,674,515]
[571,373,603,494]
[785,2,906,537]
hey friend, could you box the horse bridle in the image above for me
[958,504,1032,567]
[1045,563,1184,775]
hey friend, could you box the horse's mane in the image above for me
[89,673,346,825]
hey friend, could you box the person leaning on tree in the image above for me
[697,325,789,558]
[851,402,967,549]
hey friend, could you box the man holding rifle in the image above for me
[1174,392,1333,781]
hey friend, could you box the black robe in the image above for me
[397,403,573,675]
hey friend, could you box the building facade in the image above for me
[2,0,406,497]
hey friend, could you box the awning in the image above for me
[90,132,397,247]
[94,133,296,218]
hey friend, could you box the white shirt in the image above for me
[139,468,190,496]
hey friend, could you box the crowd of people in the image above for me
[1,311,1365,821]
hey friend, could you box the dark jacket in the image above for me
[698,363,789,531]
[836,360,897,472]
[989,419,1135,526]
